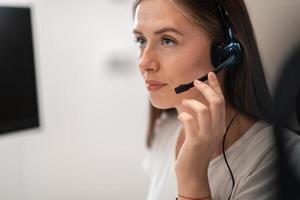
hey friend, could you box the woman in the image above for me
[132,0,278,199]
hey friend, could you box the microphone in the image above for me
[174,55,235,94]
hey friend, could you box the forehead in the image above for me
[134,0,195,33]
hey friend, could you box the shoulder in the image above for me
[209,120,275,168]
[233,122,300,199]
[231,121,279,199]
[233,120,277,176]
[208,120,279,199]
[240,120,277,169]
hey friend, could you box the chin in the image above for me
[149,99,174,110]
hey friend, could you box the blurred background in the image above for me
[0,0,299,199]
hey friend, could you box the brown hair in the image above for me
[132,0,272,149]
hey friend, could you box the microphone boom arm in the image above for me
[174,55,235,94]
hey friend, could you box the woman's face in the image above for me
[133,0,218,110]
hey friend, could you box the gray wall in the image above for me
[0,0,299,199]
[245,0,300,91]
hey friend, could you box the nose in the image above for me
[139,46,159,74]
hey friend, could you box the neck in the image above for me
[210,102,238,159]
[210,103,256,161]
[225,102,239,132]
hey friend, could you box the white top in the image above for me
[142,112,300,200]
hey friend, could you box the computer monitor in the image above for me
[0,6,39,134]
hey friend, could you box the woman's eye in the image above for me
[133,37,176,48]
[161,38,176,46]
[134,37,147,48]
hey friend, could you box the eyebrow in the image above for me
[133,27,185,36]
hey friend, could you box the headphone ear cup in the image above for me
[222,40,243,66]
[211,39,243,69]
[211,41,224,68]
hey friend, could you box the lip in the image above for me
[145,80,168,92]
[145,80,167,86]
[147,84,167,92]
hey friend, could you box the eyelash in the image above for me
[134,37,177,48]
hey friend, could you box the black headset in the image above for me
[211,1,242,69]
[174,0,243,94]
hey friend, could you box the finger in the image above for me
[208,72,224,100]
[182,99,210,137]
[193,79,219,103]
[207,72,226,124]
[177,112,198,141]
[193,79,225,125]
[193,79,223,110]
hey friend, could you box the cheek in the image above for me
[173,45,212,82]
[164,54,212,105]
[157,40,213,102]
[171,55,212,86]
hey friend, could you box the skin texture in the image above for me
[133,0,256,198]
[133,0,215,109]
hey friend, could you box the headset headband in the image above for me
[215,0,234,41]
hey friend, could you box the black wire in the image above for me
[222,111,239,200]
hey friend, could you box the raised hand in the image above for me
[176,72,226,198]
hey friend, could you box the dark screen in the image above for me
[0,6,39,134]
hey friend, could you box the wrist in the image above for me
[177,175,211,199]
[176,193,212,200]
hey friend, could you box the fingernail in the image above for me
[209,72,216,79]
[194,79,201,85]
